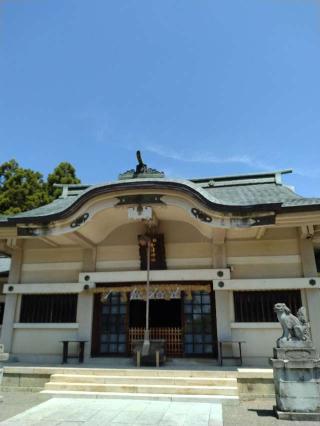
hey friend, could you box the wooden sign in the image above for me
[138,233,167,270]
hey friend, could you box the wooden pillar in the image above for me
[76,292,94,360]
[0,240,23,352]
[299,239,317,277]
[211,229,232,357]
[211,229,227,269]
[82,248,96,272]
[76,248,96,360]
[299,236,320,354]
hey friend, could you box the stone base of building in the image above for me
[274,407,320,421]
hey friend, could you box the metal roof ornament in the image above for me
[118,150,165,180]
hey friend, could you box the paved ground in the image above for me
[224,399,319,426]
[0,396,223,425]
[1,392,319,425]
[0,392,51,423]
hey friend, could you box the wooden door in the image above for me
[91,292,128,356]
[183,290,217,357]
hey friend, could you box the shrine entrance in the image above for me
[129,299,183,356]
[91,282,218,358]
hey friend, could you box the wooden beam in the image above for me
[211,229,226,268]
[256,227,266,240]
[8,240,23,284]
[39,237,60,248]
[66,231,95,248]
[299,238,317,277]
[82,248,97,272]
[300,225,315,240]
[0,240,13,256]
[212,228,226,245]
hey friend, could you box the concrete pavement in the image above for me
[1,391,320,425]
[0,397,223,426]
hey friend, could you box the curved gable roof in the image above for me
[1,170,320,225]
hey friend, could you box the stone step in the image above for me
[49,368,236,378]
[45,381,238,396]
[40,390,240,405]
[50,373,237,387]
[4,366,237,378]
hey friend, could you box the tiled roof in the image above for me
[1,170,320,224]
[7,195,79,219]
[205,184,303,206]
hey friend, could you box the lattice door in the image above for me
[129,327,182,356]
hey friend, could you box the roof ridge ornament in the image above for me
[118,150,165,180]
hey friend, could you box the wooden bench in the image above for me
[218,340,246,366]
[60,340,87,364]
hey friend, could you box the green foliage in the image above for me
[47,162,80,200]
[0,160,50,215]
[0,160,81,215]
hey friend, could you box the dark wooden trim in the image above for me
[210,290,218,358]
[91,293,101,357]
[0,301,4,325]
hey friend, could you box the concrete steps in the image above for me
[45,382,238,396]
[40,390,239,404]
[49,373,236,386]
[42,368,239,404]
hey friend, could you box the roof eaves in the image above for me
[2,175,320,226]
[4,179,284,225]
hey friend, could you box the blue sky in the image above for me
[1,0,319,196]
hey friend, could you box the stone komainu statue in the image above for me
[274,303,312,347]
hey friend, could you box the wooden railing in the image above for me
[129,327,182,356]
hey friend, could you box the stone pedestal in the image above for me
[270,344,320,421]
[0,344,9,402]
[132,339,166,366]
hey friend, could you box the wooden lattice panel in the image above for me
[129,327,182,356]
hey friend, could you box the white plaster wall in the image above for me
[231,324,281,366]
[96,221,212,271]
[11,327,79,360]
[226,230,302,279]
[21,247,83,283]
[21,269,81,283]
[17,224,304,279]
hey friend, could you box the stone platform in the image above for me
[0,361,275,401]
[274,407,320,421]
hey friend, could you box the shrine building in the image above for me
[0,159,320,366]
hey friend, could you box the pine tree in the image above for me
[0,159,50,215]
[47,162,81,200]
[0,160,81,215]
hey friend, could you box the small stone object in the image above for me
[270,303,320,421]
[132,339,166,366]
